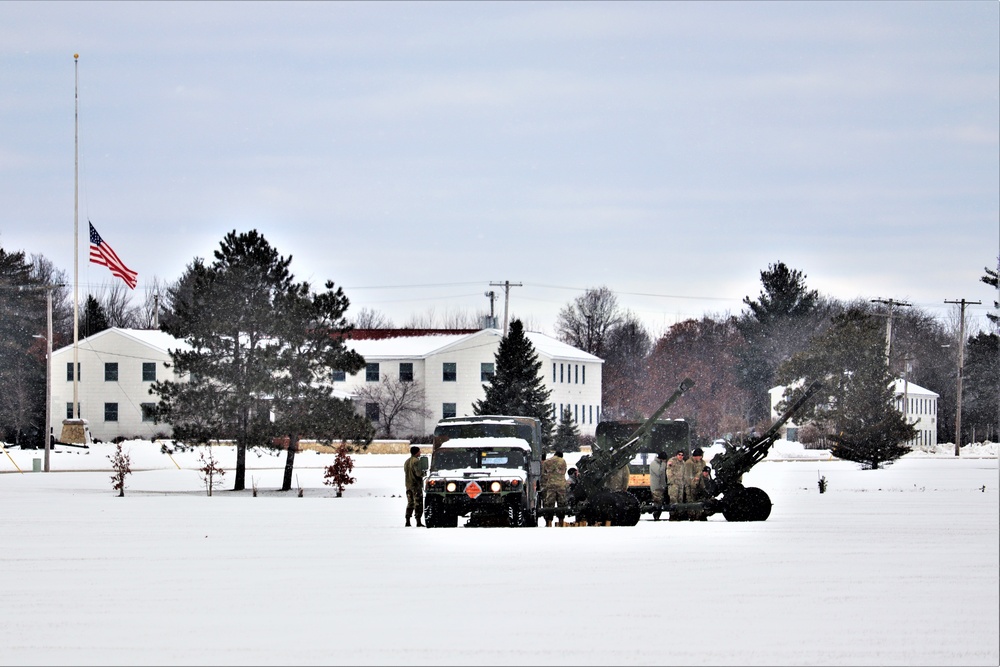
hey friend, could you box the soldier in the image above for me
[665,449,690,520]
[403,445,425,527]
[541,450,568,526]
[690,465,717,520]
[604,462,631,493]
[649,451,669,521]
[685,447,707,491]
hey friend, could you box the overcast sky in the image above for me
[2,1,997,336]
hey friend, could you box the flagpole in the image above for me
[72,53,79,420]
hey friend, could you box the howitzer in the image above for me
[547,378,695,526]
[671,379,825,522]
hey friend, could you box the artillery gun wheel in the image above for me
[722,487,772,522]
[587,491,641,526]
[618,491,641,526]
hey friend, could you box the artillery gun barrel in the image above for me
[578,378,694,494]
[712,379,823,489]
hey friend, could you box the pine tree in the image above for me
[735,262,824,425]
[473,319,554,448]
[554,405,581,452]
[80,294,110,337]
[268,279,373,491]
[777,307,916,469]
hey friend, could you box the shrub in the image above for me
[108,443,131,497]
[324,444,356,497]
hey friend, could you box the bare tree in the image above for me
[96,281,141,328]
[555,286,622,357]
[353,375,432,438]
[352,307,394,329]
[134,277,168,329]
[402,306,485,329]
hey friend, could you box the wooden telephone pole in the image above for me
[945,298,981,456]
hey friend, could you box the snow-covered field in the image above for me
[2,440,997,666]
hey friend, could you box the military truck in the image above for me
[593,418,690,503]
[423,415,542,528]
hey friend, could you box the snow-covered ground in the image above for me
[1,440,997,666]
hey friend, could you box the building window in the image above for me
[104,403,119,422]
[589,405,593,424]
[553,363,556,382]
[365,402,380,422]
[443,403,457,419]
[332,369,346,382]
[141,403,156,422]
[142,362,156,382]
[443,362,457,382]
[560,364,564,383]
[103,363,118,382]
[366,363,380,382]
[399,362,413,382]
[65,403,73,419]
[481,363,494,382]
[575,365,579,384]
[66,363,80,381]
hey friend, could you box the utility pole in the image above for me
[945,298,981,456]
[871,298,911,365]
[489,281,522,337]
[484,290,497,329]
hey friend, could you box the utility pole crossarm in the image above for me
[489,281,522,337]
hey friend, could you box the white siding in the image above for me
[50,329,185,442]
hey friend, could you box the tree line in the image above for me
[553,262,999,463]
[2,234,998,471]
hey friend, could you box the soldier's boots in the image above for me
[405,519,411,527]
[544,518,553,527]
[653,511,662,521]
[416,517,424,527]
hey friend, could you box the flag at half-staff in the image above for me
[89,221,138,289]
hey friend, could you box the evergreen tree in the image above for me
[554,405,581,452]
[735,262,824,425]
[473,319,554,448]
[269,279,373,491]
[777,307,916,469]
[154,230,297,491]
[963,331,999,443]
[982,261,998,327]
[79,294,109,337]
[0,247,48,446]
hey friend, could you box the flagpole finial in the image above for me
[74,53,79,60]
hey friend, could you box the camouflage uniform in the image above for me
[541,454,568,526]
[604,463,631,492]
[665,451,690,520]
[689,465,716,520]
[648,454,668,520]
[403,450,425,526]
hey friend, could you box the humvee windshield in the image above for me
[434,422,534,442]
[431,448,527,472]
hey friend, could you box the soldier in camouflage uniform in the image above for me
[403,445,425,527]
[541,451,568,526]
[665,449,690,520]
[689,464,717,520]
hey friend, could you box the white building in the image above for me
[49,327,603,442]
[340,328,604,436]
[769,379,939,448]
[50,328,190,442]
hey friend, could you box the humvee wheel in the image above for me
[507,502,526,527]
[425,500,458,528]
[722,486,772,522]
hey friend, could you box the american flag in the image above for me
[89,222,138,289]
